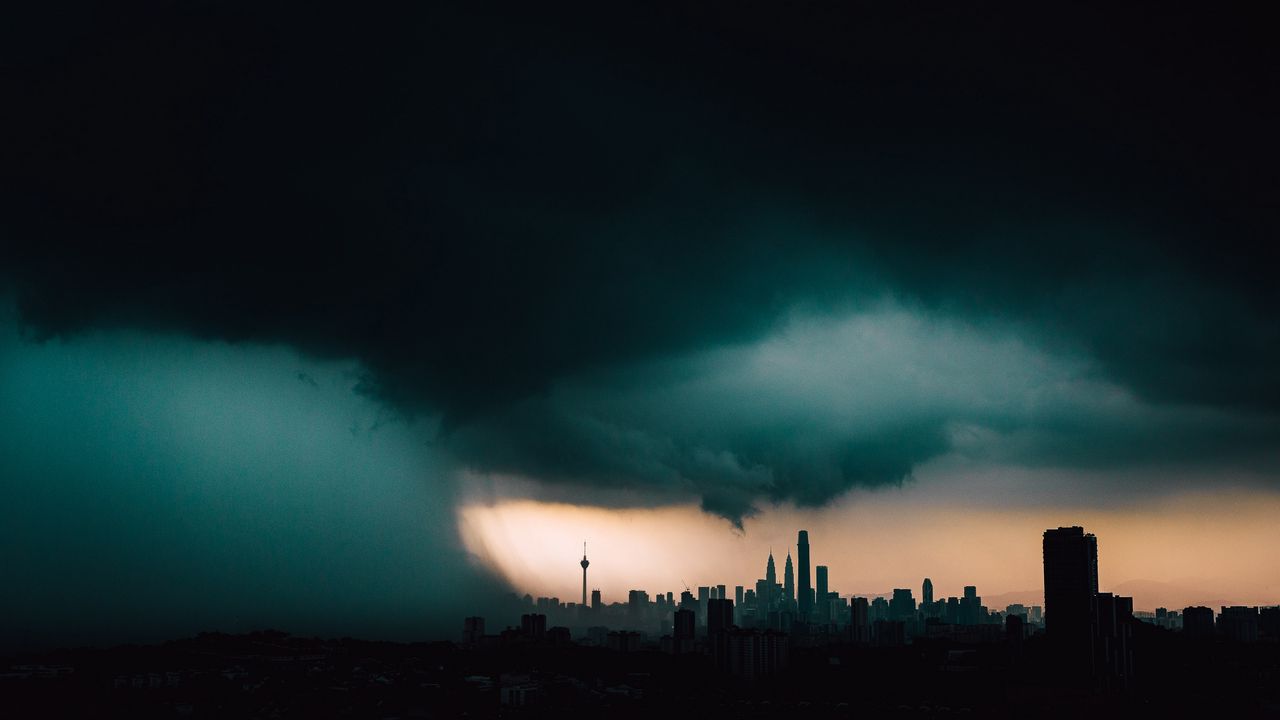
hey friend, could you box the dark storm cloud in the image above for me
[2,3,1279,520]
[448,307,1280,523]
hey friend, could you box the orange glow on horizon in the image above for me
[458,486,1280,612]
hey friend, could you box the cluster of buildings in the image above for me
[1041,526,1280,687]
[465,530,1046,675]
[1181,604,1280,643]
[463,526,1277,684]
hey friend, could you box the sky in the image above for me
[2,3,1278,650]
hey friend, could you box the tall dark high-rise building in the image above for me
[922,578,934,606]
[1182,606,1214,640]
[1219,606,1261,643]
[671,609,696,654]
[628,590,649,620]
[1043,527,1098,636]
[521,613,547,640]
[591,589,602,610]
[797,530,812,618]
[755,578,771,615]
[580,542,590,607]
[945,596,960,624]
[1260,606,1280,642]
[850,597,870,644]
[816,565,829,621]
[765,551,777,587]
[784,553,795,603]
[673,608,696,640]
[1093,592,1134,689]
[959,586,982,625]
[707,598,734,637]
[890,589,916,621]
[1043,526,1099,674]
[735,585,744,607]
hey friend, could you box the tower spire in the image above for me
[580,540,590,607]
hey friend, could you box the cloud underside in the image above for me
[446,308,1280,524]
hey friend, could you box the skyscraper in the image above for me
[674,608,696,640]
[673,608,696,654]
[784,552,795,603]
[890,589,916,621]
[960,585,981,625]
[1219,606,1260,643]
[521,613,547,640]
[707,598,734,637]
[922,578,934,606]
[797,530,812,619]
[1043,526,1099,672]
[850,597,870,644]
[816,565,829,622]
[1043,527,1098,635]
[1182,606,1214,640]
[580,542,590,607]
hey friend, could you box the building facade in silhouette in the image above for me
[815,565,829,622]
[606,631,640,652]
[1182,606,1214,640]
[797,531,812,619]
[1218,606,1260,642]
[1092,592,1133,690]
[1043,526,1098,672]
[890,588,916,621]
[670,608,696,654]
[520,613,547,640]
[707,598,734,638]
[783,552,795,605]
[722,628,788,679]
[959,586,982,625]
[1260,606,1280,642]
[850,597,870,644]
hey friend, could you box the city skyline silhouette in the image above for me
[496,524,1269,638]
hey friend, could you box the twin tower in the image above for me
[764,530,816,615]
[578,530,815,614]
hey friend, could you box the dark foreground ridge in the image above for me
[6,525,1278,717]
[4,626,1279,719]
